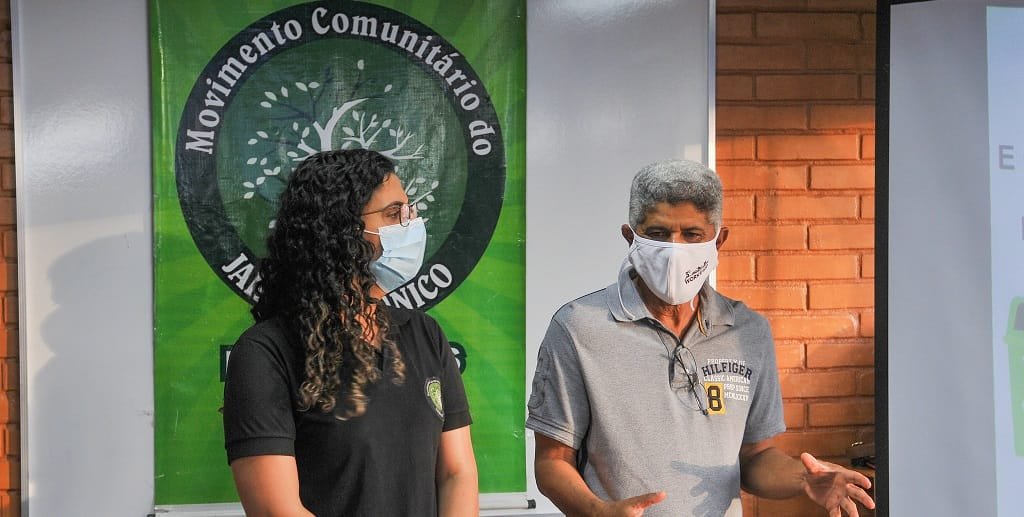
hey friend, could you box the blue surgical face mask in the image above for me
[364,217,426,293]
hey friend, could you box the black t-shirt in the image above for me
[223,307,471,517]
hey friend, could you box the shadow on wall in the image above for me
[30,232,153,516]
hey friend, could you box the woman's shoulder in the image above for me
[383,306,447,352]
[234,318,300,359]
[384,306,436,330]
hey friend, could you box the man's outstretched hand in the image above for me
[595,491,667,517]
[800,452,876,517]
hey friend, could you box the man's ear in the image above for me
[621,224,634,245]
[716,226,729,250]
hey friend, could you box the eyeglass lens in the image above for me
[673,345,708,415]
[400,203,419,226]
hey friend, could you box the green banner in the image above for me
[151,0,525,504]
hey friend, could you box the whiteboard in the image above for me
[12,0,712,515]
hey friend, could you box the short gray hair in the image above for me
[628,159,723,228]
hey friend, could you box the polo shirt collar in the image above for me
[607,263,736,328]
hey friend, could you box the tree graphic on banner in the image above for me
[236,59,438,230]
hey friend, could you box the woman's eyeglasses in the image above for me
[362,202,419,227]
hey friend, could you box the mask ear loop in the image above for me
[617,244,640,321]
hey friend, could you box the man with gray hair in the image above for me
[526,160,875,516]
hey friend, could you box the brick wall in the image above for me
[715,1,876,516]
[0,1,15,515]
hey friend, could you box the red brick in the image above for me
[757,134,860,160]
[862,253,875,278]
[857,427,876,447]
[861,194,875,219]
[718,44,805,71]
[807,341,874,368]
[1,231,12,260]
[719,0,805,9]
[861,133,875,160]
[862,13,878,38]
[809,224,874,249]
[857,370,875,396]
[718,282,806,310]
[0,164,12,192]
[0,331,15,358]
[724,194,755,221]
[784,402,806,429]
[0,262,13,290]
[0,459,19,489]
[2,424,17,458]
[808,47,856,71]
[724,224,806,251]
[0,97,10,126]
[807,43,874,70]
[0,393,12,422]
[718,164,807,190]
[861,74,876,100]
[717,75,754,101]
[717,136,755,160]
[810,104,875,129]
[758,254,859,280]
[773,429,862,457]
[718,13,754,40]
[0,31,10,61]
[768,313,858,339]
[0,65,9,95]
[775,342,806,369]
[717,105,806,131]
[860,310,875,338]
[1,359,15,392]
[781,370,858,398]
[810,164,874,190]
[0,491,21,515]
[718,254,755,281]
[757,195,859,220]
[809,399,875,427]
[0,130,11,160]
[807,0,877,12]
[2,296,14,325]
[859,45,876,70]
[0,198,12,226]
[756,74,859,100]
[756,13,862,40]
[809,281,873,309]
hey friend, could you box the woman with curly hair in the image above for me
[223,149,478,516]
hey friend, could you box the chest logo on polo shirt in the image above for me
[701,358,755,408]
[425,377,444,419]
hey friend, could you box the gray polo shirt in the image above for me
[526,266,785,517]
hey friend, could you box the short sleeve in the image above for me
[525,316,591,450]
[223,325,297,463]
[432,319,472,432]
[742,319,786,443]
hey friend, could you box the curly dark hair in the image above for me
[252,149,406,419]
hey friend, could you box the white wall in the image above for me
[524,0,712,511]
[13,0,712,515]
[13,1,155,516]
